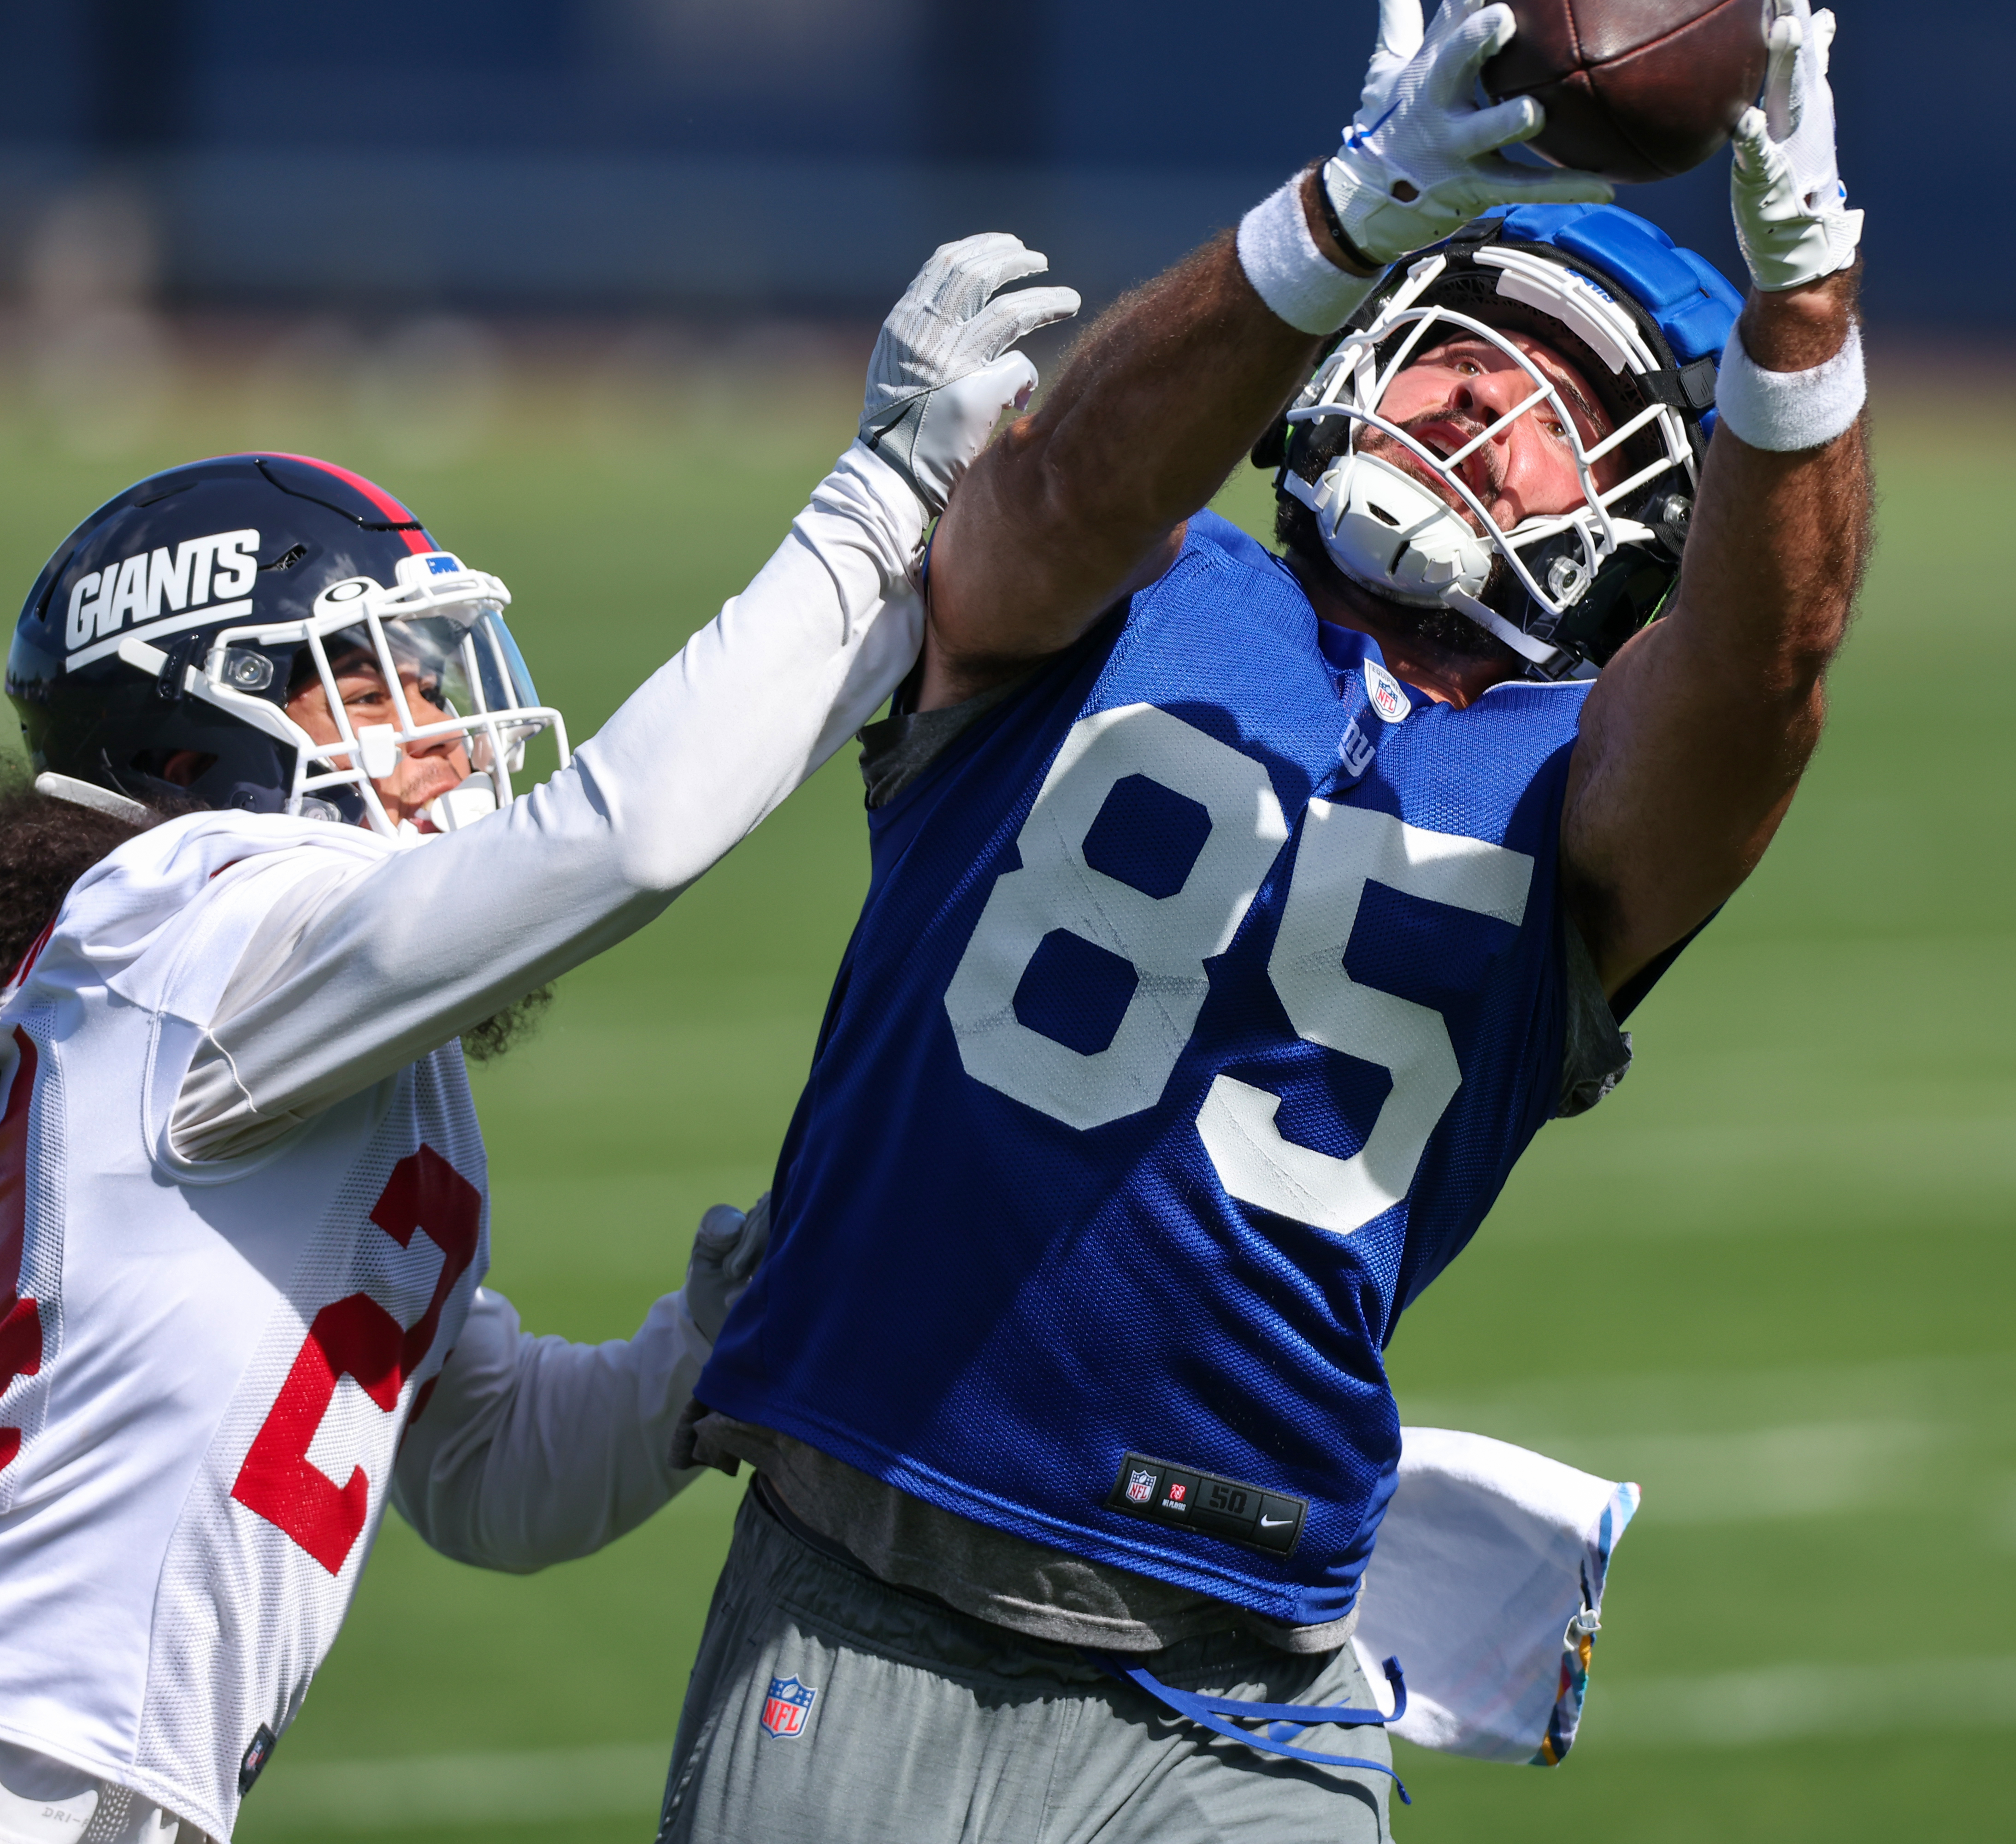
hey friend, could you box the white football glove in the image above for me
[1731,0,1862,292]
[1322,0,1613,269]
[682,1191,770,1346]
[860,233,1081,514]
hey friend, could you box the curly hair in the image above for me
[460,983,555,1064]
[0,781,157,974]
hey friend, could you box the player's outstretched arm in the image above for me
[171,246,1073,1163]
[925,236,1320,709]
[925,0,1610,709]
[391,1198,768,1571]
[1561,0,1871,995]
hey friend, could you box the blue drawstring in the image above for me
[1087,1651,1411,1804]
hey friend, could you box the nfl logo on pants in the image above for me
[760,1675,818,1740]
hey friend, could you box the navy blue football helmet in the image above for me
[1261,204,1745,675]
[7,453,565,834]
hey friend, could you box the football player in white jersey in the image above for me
[0,238,1076,1844]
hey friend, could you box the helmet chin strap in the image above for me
[1283,455,1569,673]
[423,771,499,834]
[1281,453,1493,605]
[1436,587,1567,669]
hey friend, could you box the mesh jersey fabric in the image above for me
[699,514,1590,1629]
[0,813,488,1844]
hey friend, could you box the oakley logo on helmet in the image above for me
[65,529,259,665]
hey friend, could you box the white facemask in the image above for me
[183,551,569,839]
[1282,249,1699,669]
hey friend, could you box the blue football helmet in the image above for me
[1263,204,1745,676]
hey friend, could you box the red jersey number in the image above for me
[231,1145,480,1574]
[0,1029,42,1476]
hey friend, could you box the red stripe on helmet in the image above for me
[266,454,436,554]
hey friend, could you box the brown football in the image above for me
[1483,0,1770,184]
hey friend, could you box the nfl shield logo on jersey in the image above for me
[760,1675,818,1740]
[1363,661,1412,725]
[1125,1467,1157,1505]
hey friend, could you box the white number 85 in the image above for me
[943,704,1533,1238]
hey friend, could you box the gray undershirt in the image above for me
[684,662,1633,1655]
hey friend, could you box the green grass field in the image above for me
[3,348,2010,1841]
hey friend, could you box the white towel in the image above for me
[1351,1427,1639,1765]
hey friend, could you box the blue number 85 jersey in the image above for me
[701,514,1589,1628]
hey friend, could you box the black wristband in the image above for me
[1310,162,1383,280]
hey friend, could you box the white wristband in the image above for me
[1714,319,1865,453]
[1236,175,1384,337]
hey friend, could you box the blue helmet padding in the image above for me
[1480,203,1744,366]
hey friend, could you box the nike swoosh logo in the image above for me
[1259,1515,1294,1529]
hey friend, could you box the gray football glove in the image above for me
[860,232,1080,514]
[683,1190,770,1346]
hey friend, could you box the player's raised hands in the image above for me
[1323,0,1613,268]
[861,233,1081,515]
[1730,0,1862,292]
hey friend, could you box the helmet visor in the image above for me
[254,603,564,827]
[200,550,570,836]
[370,609,550,777]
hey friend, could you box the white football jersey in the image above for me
[0,439,929,1841]
[0,814,488,1840]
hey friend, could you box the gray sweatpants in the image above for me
[657,1485,1395,1844]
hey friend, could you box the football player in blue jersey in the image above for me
[660,2,1870,1838]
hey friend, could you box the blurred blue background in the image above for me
[0,0,1969,325]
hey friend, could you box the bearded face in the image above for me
[1355,332,1623,537]
[1310,329,1628,657]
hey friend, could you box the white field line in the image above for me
[1397,1350,2013,1525]
[1533,1418,1952,1525]
[243,1657,2016,1829]
[242,1743,668,1833]
[1589,1655,2016,1749]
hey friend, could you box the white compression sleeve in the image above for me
[389,1286,709,1572]
[174,443,924,1161]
